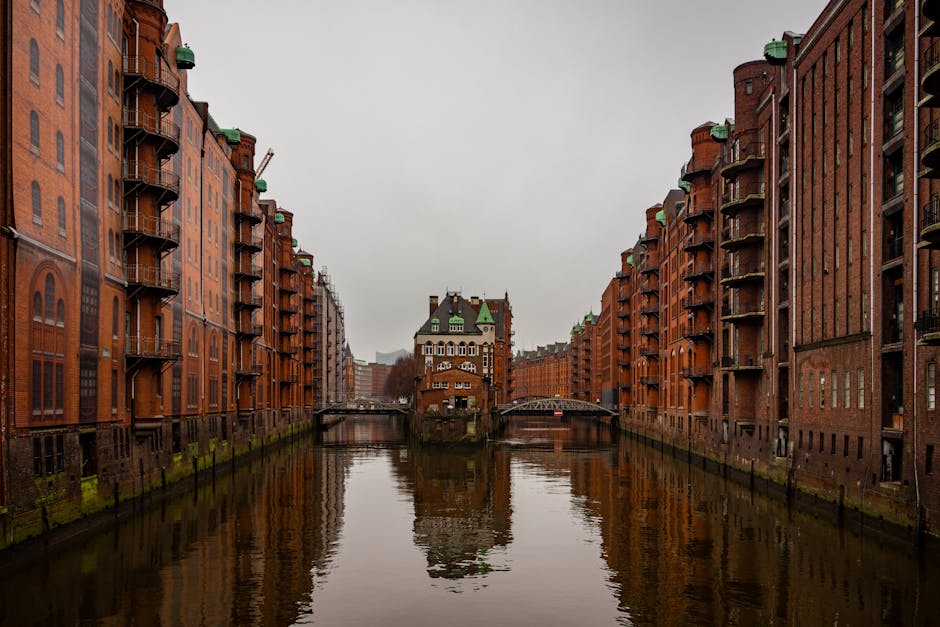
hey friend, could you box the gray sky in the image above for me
[166,0,824,361]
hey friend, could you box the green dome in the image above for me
[291,238,298,248]
[710,124,729,142]
[298,258,311,267]
[764,39,787,64]
[254,179,267,193]
[431,317,440,324]
[176,46,195,70]
[678,180,691,193]
[274,212,285,224]
[655,208,666,225]
[627,254,634,266]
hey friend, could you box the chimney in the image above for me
[429,295,438,316]
[471,296,480,309]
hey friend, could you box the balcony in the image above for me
[639,375,659,387]
[234,293,263,310]
[617,294,630,304]
[122,56,180,110]
[721,183,765,216]
[720,262,765,287]
[639,347,659,360]
[235,203,264,225]
[122,213,180,253]
[639,324,659,337]
[682,262,714,282]
[122,109,180,157]
[280,300,299,314]
[720,226,765,251]
[682,294,715,310]
[234,234,263,253]
[720,302,765,322]
[125,265,180,297]
[683,232,714,252]
[123,160,180,205]
[639,258,659,275]
[616,326,630,336]
[280,261,299,275]
[234,321,263,338]
[721,140,766,179]
[883,235,904,264]
[884,319,903,346]
[125,336,181,364]
[923,0,940,37]
[280,276,299,294]
[235,363,263,379]
[918,309,940,344]
[617,343,629,351]
[640,303,659,316]
[639,231,659,245]
[683,204,714,223]
[682,366,713,381]
[618,359,631,368]
[234,262,262,282]
[617,311,630,319]
[280,324,299,336]
[922,194,940,248]
[681,324,714,341]
[639,279,659,295]
[923,119,940,175]
[680,155,715,182]
[720,354,763,372]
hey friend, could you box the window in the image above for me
[858,436,864,459]
[423,343,432,356]
[858,369,865,408]
[30,273,65,417]
[459,362,476,373]
[928,445,935,474]
[831,433,837,455]
[468,344,478,356]
[29,39,39,85]
[56,197,65,235]
[819,432,825,453]
[929,363,937,411]
[449,322,463,333]
[112,297,119,339]
[56,131,64,171]
[431,322,439,332]
[819,373,825,408]
[446,343,455,356]
[56,0,64,35]
[30,111,40,153]
[436,361,451,371]
[458,343,466,356]
[832,370,838,408]
[55,65,64,105]
[809,373,815,409]
[107,60,114,94]
[31,181,41,223]
[844,370,851,408]
[111,371,118,412]
[483,355,489,369]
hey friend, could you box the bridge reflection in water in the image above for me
[0,415,936,625]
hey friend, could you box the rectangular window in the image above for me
[111,371,118,412]
[819,432,825,453]
[809,431,814,450]
[930,363,937,411]
[858,369,865,408]
[33,438,42,477]
[809,374,815,409]
[44,435,54,475]
[798,430,803,449]
[832,370,838,408]
[843,434,849,457]
[928,445,935,474]
[845,370,851,408]
[858,436,864,459]
[820,373,826,408]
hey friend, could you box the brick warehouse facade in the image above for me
[511,0,940,536]
[0,0,346,546]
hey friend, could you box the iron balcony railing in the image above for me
[123,108,181,144]
[234,262,263,278]
[925,40,940,84]
[681,366,713,379]
[721,354,762,368]
[125,265,180,292]
[884,235,904,261]
[125,336,181,359]
[639,375,659,386]
[682,262,714,281]
[123,160,180,194]
[721,262,765,281]
[919,309,940,335]
[122,213,180,245]
[683,204,714,222]
[123,55,180,93]
[721,301,765,317]
[923,194,940,231]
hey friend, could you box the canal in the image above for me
[1,415,937,626]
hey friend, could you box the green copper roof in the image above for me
[291,238,298,248]
[176,46,195,70]
[655,208,666,225]
[274,212,285,224]
[431,317,440,324]
[449,315,464,325]
[298,258,311,267]
[764,39,787,64]
[584,311,595,324]
[627,254,635,266]
[678,180,691,193]
[476,300,495,325]
[220,128,241,145]
[710,123,729,142]
[254,179,267,193]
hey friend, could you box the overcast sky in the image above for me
[166,0,823,361]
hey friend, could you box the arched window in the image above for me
[114,178,120,205]
[29,111,39,151]
[55,65,64,104]
[423,341,433,356]
[458,342,467,356]
[114,68,120,94]
[29,39,39,84]
[31,271,65,417]
[437,361,451,371]
[56,0,65,34]
[31,181,41,222]
[107,174,113,206]
[468,342,477,356]
[108,229,114,258]
[107,60,114,94]
[446,342,455,356]
[56,197,65,235]
[55,131,64,170]
[460,362,476,373]
[107,117,113,148]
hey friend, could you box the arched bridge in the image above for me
[315,399,409,416]
[498,398,615,417]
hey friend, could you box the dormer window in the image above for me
[449,315,464,333]
[430,317,440,333]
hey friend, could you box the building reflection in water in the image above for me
[390,444,512,580]
[0,440,349,627]
[319,414,407,447]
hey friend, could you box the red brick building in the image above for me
[0,0,346,545]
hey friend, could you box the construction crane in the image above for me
[255,148,274,180]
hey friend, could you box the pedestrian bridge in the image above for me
[497,398,615,417]
[315,399,409,416]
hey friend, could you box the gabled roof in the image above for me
[416,293,483,336]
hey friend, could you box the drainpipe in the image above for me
[913,0,923,525]
[866,0,876,499]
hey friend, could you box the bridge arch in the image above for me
[499,397,615,417]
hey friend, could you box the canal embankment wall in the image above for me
[0,410,322,553]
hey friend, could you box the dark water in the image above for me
[1,416,937,626]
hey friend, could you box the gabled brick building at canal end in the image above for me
[0,0,346,547]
